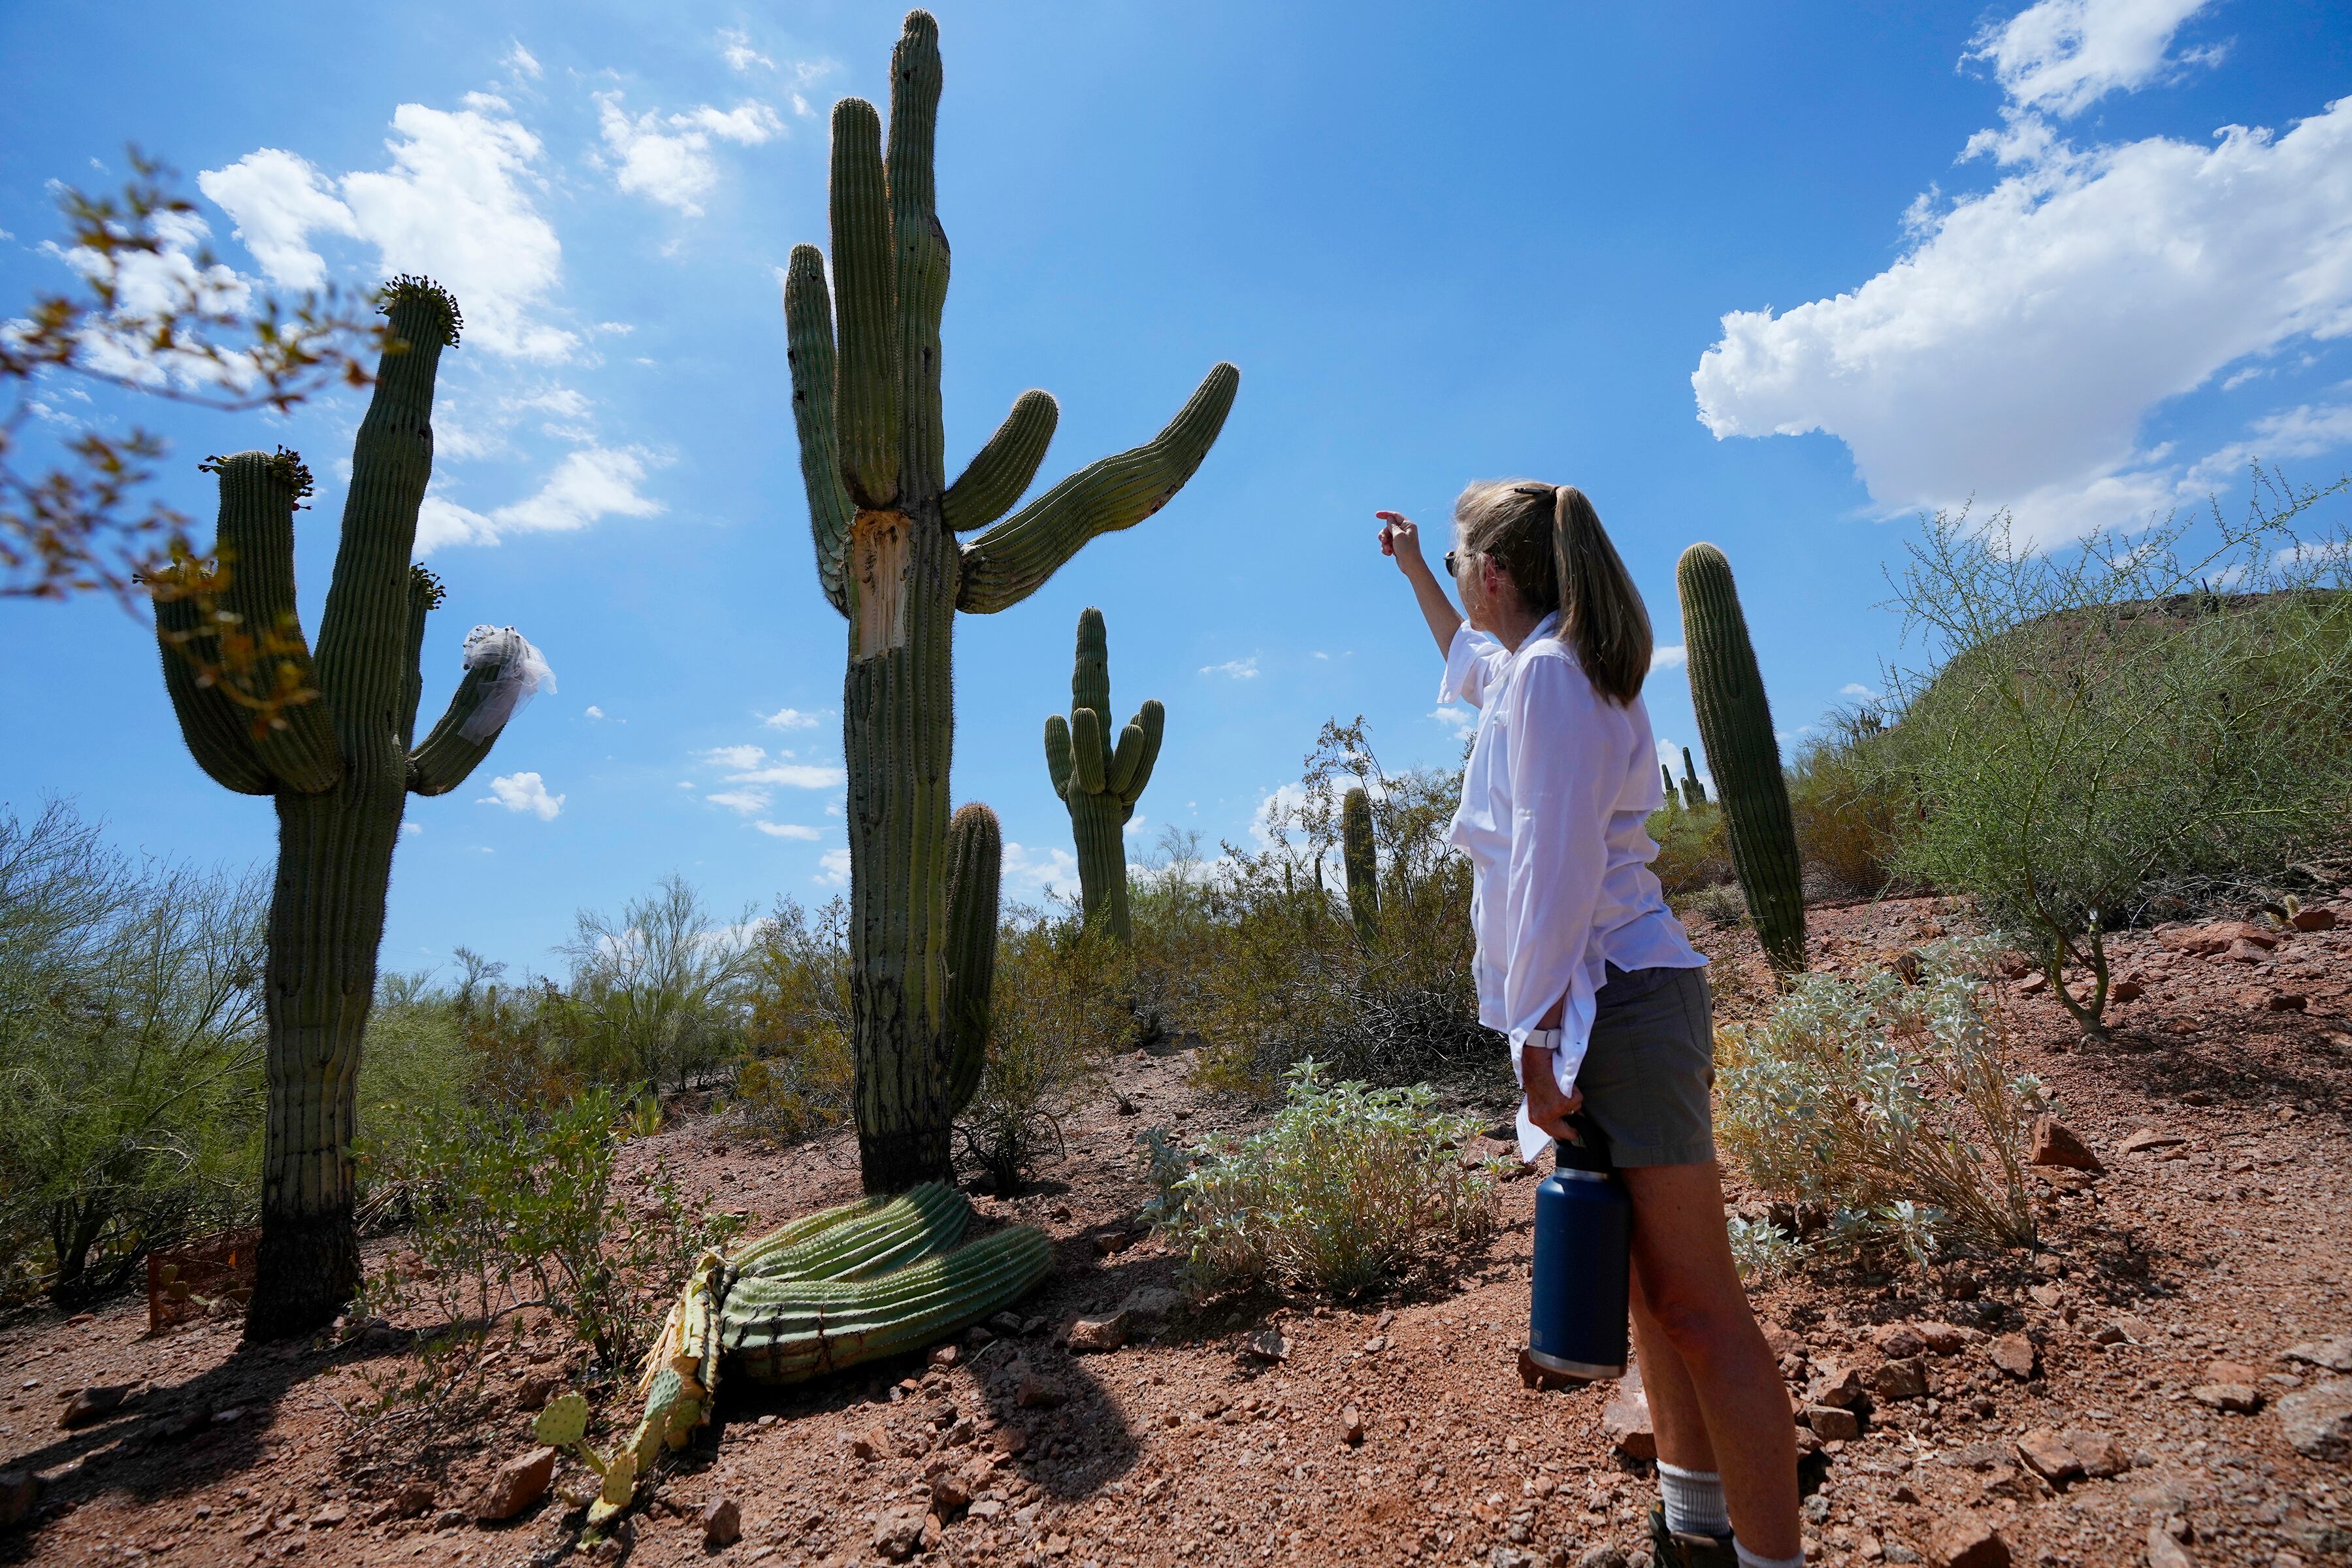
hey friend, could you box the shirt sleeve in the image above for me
[1499,652,1619,1088]
[1437,623,1508,709]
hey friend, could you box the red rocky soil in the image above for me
[3,895,2348,1568]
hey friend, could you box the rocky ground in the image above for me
[3,894,2348,1568]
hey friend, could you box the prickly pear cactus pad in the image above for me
[783,10,1237,1190]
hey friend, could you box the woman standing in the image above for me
[1378,482,1802,1568]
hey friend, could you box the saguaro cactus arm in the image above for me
[406,663,508,796]
[943,391,1057,532]
[783,247,853,617]
[1043,713,1075,800]
[829,99,899,510]
[942,802,1000,1115]
[955,362,1240,614]
[203,450,341,793]
[889,12,948,509]
[152,572,277,794]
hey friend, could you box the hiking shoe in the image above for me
[1650,1503,1739,1568]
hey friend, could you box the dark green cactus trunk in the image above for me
[1680,747,1708,808]
[1043,608,1161,942]
[942,803,1000,1116]
[148,281,535,1339]
[784,13,1233,1191]
[1676,543,1806,973]
[1341,786,1380,942]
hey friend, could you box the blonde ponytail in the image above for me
[1452,480,1652,705]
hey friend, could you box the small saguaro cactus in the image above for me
[146,277,542,1339]
[783,12,1237,1188]
[1341,785,1380,941]
[1676,542,1806,973]
[1660,763,1680,813]
[1680,747,1708,808]
[1044,608,1163,941]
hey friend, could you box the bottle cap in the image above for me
[1554,1111,1616,1175]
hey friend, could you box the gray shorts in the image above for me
[1561,963,1717,1169]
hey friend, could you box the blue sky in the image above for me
[5,1,2349,975]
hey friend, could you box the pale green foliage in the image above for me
[561,874,758,1094]
[1686,881,1749,928]
[357,1088,740,1371]
[1725,1215,1803,1282]
[0,801,265,1302]
[1143,1061,1498,1300]
[959,917,1128,1191]
[1716,941,2042,1260]
[1878,472,2352,1033]
[1644,800,1733,899]
[733,896,856,1144]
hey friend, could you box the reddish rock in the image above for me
[2290,907,2338,932]
[1601,1363,1655,1461]
[2119,1127,2189,1154]
[2063,1429,2126,1479]
[927,1343,959,1370]
[1066,1313,1129,1354]
[2264,992,2310,1012]
[2145,1518,2195,1568]
[1808,1364,1867,1409]
[2204,1360,2261,1385]
[0,1469,38,1529]
[874,1505,928,1560]
[1014,1366,1066,1409]
[2278,1379,2352,1458]
[1987,1334,2038,1379]
[2192,1382,2263,1413]
[851,1426,889,1461]
[2161,921,2275,957]
[476,1446,555,1522]
[1873,1324,1927,1360]
[2016,1428,2083,1485]
[1927,1513,2011,1568]
[700,1497,741,1548]
[1340,1405,1365,1445]
[929,1467,972,1511]
[1913,1322,1971,1355]
[2110,979,2146,1003]
[56,1384,136,1429]
[367,1484,434,1525]
[990,1424,1030,1457]
[1872,1358,1929,1401]
[2283,1336,2352,1373]
[2028,1117,2102,1172]
[1803,1405,1861,1441]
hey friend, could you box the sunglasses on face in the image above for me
[1445,549,1467,576]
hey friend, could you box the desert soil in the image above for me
[3,894,2349,1568]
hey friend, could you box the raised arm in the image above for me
[1377,511,1464,656]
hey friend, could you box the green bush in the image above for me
[1786,711,1912,898]
[358,1088,740,1370]
[1141,1061,1499,1300]
[1160,719,1487,1094]
[0,802,266,1303]
[959,916,1128,1191]
[1877,476,2352,1034]
[1646,800,1734,898]
[732,895,856,1144]
[560,874,757,1094]
[1714,942,2042,1265]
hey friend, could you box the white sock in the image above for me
[1733,1541,1805,1568]
[1658,1462,1729,1539]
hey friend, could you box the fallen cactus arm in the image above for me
[725,1225,1054,1386]
[728,1181,970,1286]
[585,1249,727,1530]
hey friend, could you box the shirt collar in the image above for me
[1511,610,1563,657]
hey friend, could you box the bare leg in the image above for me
[1621,1161,1800,1558]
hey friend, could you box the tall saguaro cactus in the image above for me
[784,11,1238,1189]
[1676,543,1806,973]
[1341,786,1380,941]
[1044,608,1163,941]
[148,278,540,1337]
[1680,747,1708,808]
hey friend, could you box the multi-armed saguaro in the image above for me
[783,11,1238,1189]
[148,278,543,1338]
[1676,542,1806,973]
[1044,608,1162,941]
[1680,747,1708,808]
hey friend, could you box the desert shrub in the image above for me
[1876,475,2352,1034]
[1715,941,2042,1266]
[559,874,757,1094]
[1646,800,1734,897]
[1787,711,1913,898]
[0,801,266,1303]
[1141,1061,1499,1299]
[357,1088,740,1371]
[1175,720,1488,1094]
[1684,881,1749,928]
[960,916,1129,1190]
[732,895,856,1143]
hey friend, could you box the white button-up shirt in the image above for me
[1439,613,1706,1159]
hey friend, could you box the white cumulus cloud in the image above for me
[817,848,851,887]
[706,789,769,815]
[754,821,821,840]
[1001,841,1079,898]
[719,29,772,72]
[731,762,847,790]
[1650,644,1688,672]
[414,446,665,554]
[762,706,823,730]
[201,100,575,360]
[596,92,783,217]
[480,771,563,820]
[702,744,767,770]
[1966,0,2219,119]
[1693,63,2352,542]
[1200,657,1259,679]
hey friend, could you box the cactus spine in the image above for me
[1680,747,1708,808]
[1043,608,1162,941]
[785,12,1236,1188]
[147,278,534,1339]
[1676,543,1806,973]
[1341,786,1380,941]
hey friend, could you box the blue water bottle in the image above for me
[1527,1111,1631,1381]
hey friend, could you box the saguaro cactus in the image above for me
[1044,608,1163,941]
[147,278,540,1338]
[1676,543,1805,973]
[1660,763,1681,813]
[784,11,1238,1190]
[1341,786,1380,941]
[1680,747,1708,808]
